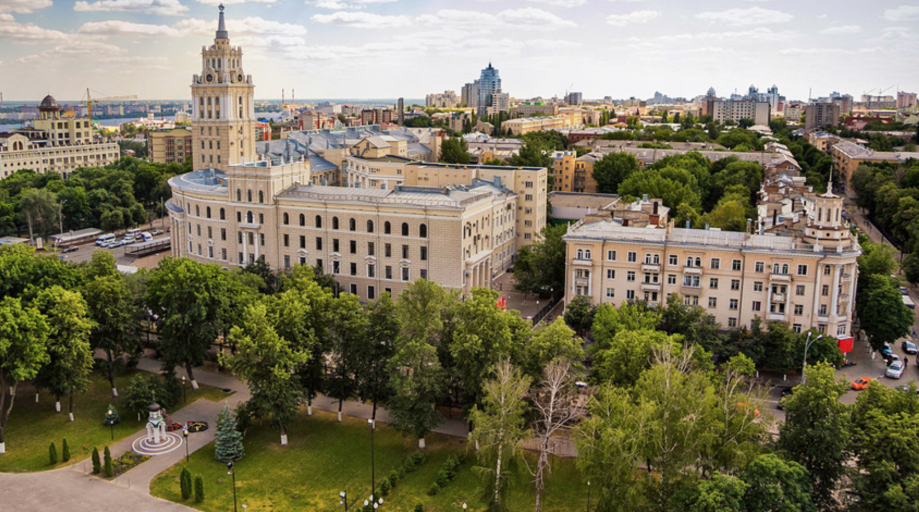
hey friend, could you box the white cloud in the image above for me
[0,0,52,14]
[79,20,181,37]
[498,7,577,28]
[175,16,307,37]
[309,0,396,8]
[883,6,919,22]
[17,40,128,65]
[198,0,277,5]
[416,9,498,29]
[527,0,587,6]
[74,0,189,16]
[606,10,659,26]
[310,11,412,28]
[0,13,68,44]
[696,7,792,26]
[820,25,861,35]
[653,27,795,43]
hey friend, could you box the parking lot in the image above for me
[56,223,171,270]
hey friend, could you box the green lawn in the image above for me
[0,370,230,472]
[151,410,586,512]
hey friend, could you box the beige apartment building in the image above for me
[149,128,193,165]
[830,140,919,184]
[502,116,571,136]
[564,190,860,339]
[0,95,119,179]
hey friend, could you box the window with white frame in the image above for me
[628,252,637,262]
[626,290,635,300]
[607,269,616,280]
[729,299,739,310]
[627,271,636,282]
[710,258,720,269]
[607,250,617,261]
[606,288,615,298]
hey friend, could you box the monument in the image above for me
[145,402,167,445]
[132,399,182,456]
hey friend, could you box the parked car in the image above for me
[852,377,873,390]
[151,229,163,236]
[777,386,794,410]
[900,287,910,295]
[95,233,115,246]
[903,340,918,355]
[887,360,906,379]
[61,246,78,254]
[898,385,919,394]
[881,344,894,357]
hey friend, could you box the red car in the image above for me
[852,377,872,391]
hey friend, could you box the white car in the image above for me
[886,360,905,379]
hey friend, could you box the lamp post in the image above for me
[363,497,383,510]
[183,427,189,463]
[107,408,114,441]
[801,332,824,385]
[463,503,467,511]
[227,461,238,512]
[339,491,349,511]
[368,419,376,502]
[587,480,591,512]
[182,375,187,405]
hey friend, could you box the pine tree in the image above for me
[180,467,192,500]
[214,405,245,463]
[103,446,114,478]
[194,475,205,503]
[104,404,120,426]
[49,442,58,465]
[91,447,101,474]
[62,439,70,462]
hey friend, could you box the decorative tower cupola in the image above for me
[804,174,853,250]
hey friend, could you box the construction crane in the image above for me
[83,88,137,120]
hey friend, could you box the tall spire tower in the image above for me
[191,4,256,172]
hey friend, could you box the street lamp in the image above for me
[587,480,591,512]
[227,461,238,512]
[801,332,824,385]
[339,491,349,511]
[363,497,383,510]
[183,427,189,463]
[368,419,376,503]
[107,409,114,441]
[463,503,467,511]
[182,375,187,405]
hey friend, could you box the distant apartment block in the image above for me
[805,102,841,131]
[502,116,571,136]
[361,108,393,126]
[149,128,193,165]
[830,140,919,183]
[425,91,459,108]
[898,91,918,109]
[514,102,559,118]
[712,100,771,126]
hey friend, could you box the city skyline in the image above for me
[0,0,917,102]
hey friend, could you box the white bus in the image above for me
[95,234,116,246]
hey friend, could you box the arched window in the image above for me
[782,264,789,275]
[384,221,391,234]
[349,218,356,231]
[258,191,265,204]
[584,250,591,260]
[246,211,254,223]
[283,213,289,225]
[195,205,200,216]
[402,223,409,236]
[315,215,322,228]
[333,217,339,230]
[773,263,780,274]
[236,189,242,202]
[686,257,694,267]
[695,257,701,267]
[247,190,253,202]
[577,249,584,259]
[299,214,305,227]
[206,207,211,219]
[219,208,225,220]
[367,220,374,233]
[419,223,427,238]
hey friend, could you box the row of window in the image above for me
[281,236,428,261]
[591,268,841,297]
[575,249,850,277]
[281,214,428,237]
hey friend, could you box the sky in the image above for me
[0,0,918,102]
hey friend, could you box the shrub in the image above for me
[194,475,205,503]
[414,504,424,512]
[49,442,58,465]
[91,447,101,474]
[427,483,439,496]
[410,451,425,465]
[397,466,406,479]
[62,439,71,462]
[103,446,114,478]
[180,467,192,500]
[435,469,449,488]
[388,470,400,486]
[380,478,391,496]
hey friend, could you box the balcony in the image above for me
[768,313,785,322]
[684,267,702,275]
[641,282,661,291]
[571,258,592,266]
[769,273,791,282]
[642,264,660,272]
[575,277,590,287]
[771,293,785,302]
[238,221,260,229]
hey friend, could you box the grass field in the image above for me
[0,370,230,473]
[151,410,586,512]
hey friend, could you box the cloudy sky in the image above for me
[0,0,917,102]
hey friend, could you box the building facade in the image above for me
[149,128,193,165]
[830,140,919,183]
[712,100,771,126]
[564,189,860,340]
[804,102,841,131]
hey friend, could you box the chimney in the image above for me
[705,224,710,230]
[746,218,752,233]
[772,209,778,228]
[623,219,629,227]
[685,220,691,229]
[642,193,648,202]
[653,201,659,214]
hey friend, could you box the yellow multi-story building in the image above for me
[830,140,919,184]
[564,189,860,339]
[149,128,193,165]
[502,116,572,136]
[0,95,119,179]
[550,150,578,192]
[191,4,256,172]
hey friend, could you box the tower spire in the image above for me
[216,4,228,40]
